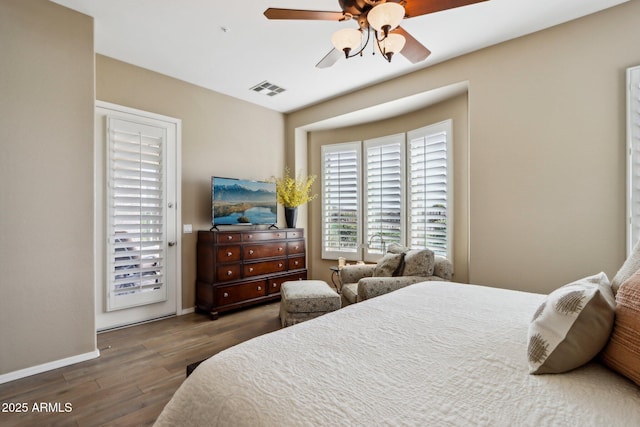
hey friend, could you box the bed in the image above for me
[155,281,640,426]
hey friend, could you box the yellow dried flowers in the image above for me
[272,168,317,208]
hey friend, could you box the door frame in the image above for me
[94,101,182,330]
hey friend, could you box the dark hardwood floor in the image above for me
[0,302,282,427]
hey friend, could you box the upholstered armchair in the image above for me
[339,244,453,306]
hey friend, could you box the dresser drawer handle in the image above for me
[248,234,253,239]
[227,270,233,276]
[294,245,299,250]
[257,286,262,291]
[226,251,232,257]
[294,261,299,266]
[227,235,233,241]
[223,292,229,298]
[249,249,254,255]
[278,247,283,252]
[278,263,283,268]
[277,233,282,238]
[272,283,277,288]
[249,267,254,272]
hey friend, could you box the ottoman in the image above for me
[279,280,341,327]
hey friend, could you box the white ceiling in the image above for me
[51,0,627,114]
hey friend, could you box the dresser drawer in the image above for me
[287,229,304,239]
[243,231,287,242]
[288,255,305,270]
[216,232,241,244]
[268,271,308,295]
[244,259,287,277]
[216,245,241,263]
[216,280,267,306]
[287,240,305,255]
[267,278,283,294]
[244,243,286,260]
[216,264,241,282]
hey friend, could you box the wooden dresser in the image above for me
[196,228,307,319]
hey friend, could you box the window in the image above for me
[322,120,452,261]
[364,134,405,261]
[408,121,452,258]
[321,142,361,259]
[628,66,640,254]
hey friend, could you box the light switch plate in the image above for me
[183,224,193,234]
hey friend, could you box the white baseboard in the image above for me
[180,306,195,315]
[0,349,100,385]
[2,308,196,384]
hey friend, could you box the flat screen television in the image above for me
[211,176,277,226]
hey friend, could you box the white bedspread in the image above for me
[155,282,640,426]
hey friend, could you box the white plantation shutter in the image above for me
[364,134,404,259]
[322,142,361,259]
[107,117,167,311]
[407,120,452,259]
[320,120,453,264]
[628,66,640,254]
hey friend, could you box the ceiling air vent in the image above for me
[250,81,286,97]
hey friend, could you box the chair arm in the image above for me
[357,276,426,301]
[433,256,453,281]
[339,264,375,285]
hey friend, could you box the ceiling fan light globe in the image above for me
[331,28,363,53]
[367,2,405,33]
[376,33,406,60]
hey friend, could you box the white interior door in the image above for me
[95,102,181,331]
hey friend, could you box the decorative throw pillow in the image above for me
[386,243,408,255]
[402,249,435,277]
[372,252,404,277]
[601,269,640,386]
[527,272,615,374]
[384,243,408,275]
[611,239,640,295]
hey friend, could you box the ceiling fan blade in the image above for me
[316,48,343,69]
[400,0,489,18]
[264,8,345,21]
[394,27,431,63]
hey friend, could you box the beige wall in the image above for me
[0,1,95,374]
[289,1,640,294]
[96,55,286,310]
[307,94,469,285]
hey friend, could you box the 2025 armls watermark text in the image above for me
[2,402,73,413]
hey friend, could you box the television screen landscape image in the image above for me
[211,177,277,226]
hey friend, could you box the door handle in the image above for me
[168,241,177,247]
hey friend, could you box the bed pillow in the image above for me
[527,272,615,374]
[611,239,640,295]
[372,252,404,277]
[601,269,640,386]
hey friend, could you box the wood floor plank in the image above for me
[0,302,282,426]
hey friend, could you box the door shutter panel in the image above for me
[364,134,404,259]
[107,117,167,311]
[407,121,452,258]
[628,66,640,253]
[322,142,361,259]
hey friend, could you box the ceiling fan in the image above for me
[264,0,489,68]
